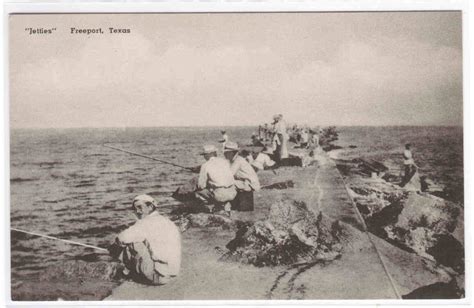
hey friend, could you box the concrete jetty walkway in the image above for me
[106,153,448,300]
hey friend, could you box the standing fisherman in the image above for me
[110,194,181,285]
[402,143,417,184]
[272,114,289,162]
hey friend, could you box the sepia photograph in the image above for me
[8,9,465,302]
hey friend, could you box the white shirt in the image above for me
[274,119,288,136]
[252,153,275,170]
[117,212,181,276]
[198,156,235,189]
[300,131,309,143]
[403,149,414,165]
[230,155,261,191]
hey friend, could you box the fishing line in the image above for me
[103,144,195,172]
[334,167,402,299]
[11,227,108,252]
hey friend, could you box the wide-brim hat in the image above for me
[200,144,218,155]
[224,141,239,152]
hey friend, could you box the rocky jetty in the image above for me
[337,159,464,297]
[12,260,122,301]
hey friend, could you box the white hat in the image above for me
[224,141,239,152]
[133,194,158,208]
[200,144,218,155]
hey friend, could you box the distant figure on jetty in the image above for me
[110,194,181,286]
[224,142,261,192]
[195,145,237,215]
[402,143,417,184]
[310,129,321,150]
[251,133,264,147]
[264,123,270,141]
[219,130,229,151]
[251,146,276,171]
[299,128,309,148]
[272,114,289,161]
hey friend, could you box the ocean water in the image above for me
[10,126,463,284]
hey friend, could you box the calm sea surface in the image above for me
[10,126,463,283]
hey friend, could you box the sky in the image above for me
[9,12,463,128]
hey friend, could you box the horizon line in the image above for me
[10,124,464,130]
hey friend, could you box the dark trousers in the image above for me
[402,164,416,185]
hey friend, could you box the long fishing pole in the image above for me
[103,144,195,172]
[11,227,108,252]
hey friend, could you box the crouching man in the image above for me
[224,142,261,192]
[224,142,260,212]
[195,144,237,216]
[110,194,181,285]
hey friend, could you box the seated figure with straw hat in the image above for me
[195,144,237,215]
[223,142,260,212]
[251,146,276,172]
[110,194,181,286]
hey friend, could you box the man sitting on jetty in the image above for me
[251,133,265,147]
[195,144,237,215]
[110,194,181,286]
[251,146,276,172]
[224,142,261,192]
[299,128,309,148]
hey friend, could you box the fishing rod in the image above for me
[103,144,196,172]
[261,180,294,189]
[11,227,108,252]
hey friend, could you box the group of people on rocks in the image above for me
[108,117,419,289]
[257,116,323,157]
[110,114,298,287]
[254,114,289,161]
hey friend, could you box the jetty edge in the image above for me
[106,151,452,300]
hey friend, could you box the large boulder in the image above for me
[350,177,464,273]
[223,200,344,266]
[383,193,463,272]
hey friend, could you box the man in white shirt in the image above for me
[272,114,289,161]
[223,142,261,192]
[195,144,237,214]
[300,129,309,148]
[112,194,181,286]
[252,146,276,171]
